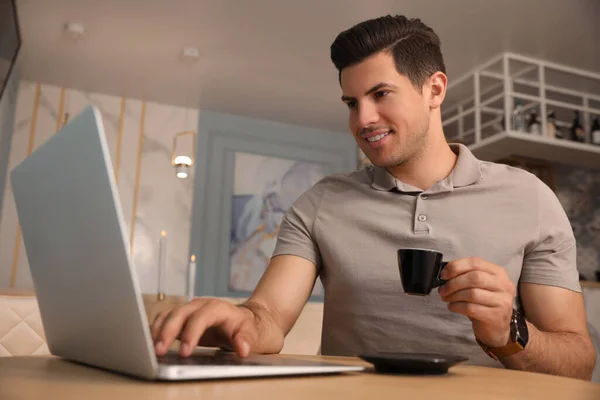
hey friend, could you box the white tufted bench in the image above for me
[0,289,49,357]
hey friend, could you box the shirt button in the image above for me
[421,194,428,200]
[418,214,427,222]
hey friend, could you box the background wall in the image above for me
[554,164,600,282]
[0,81,198,295]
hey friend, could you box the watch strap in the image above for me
[476,338,525,361]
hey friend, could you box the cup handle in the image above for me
[434,261,448,287]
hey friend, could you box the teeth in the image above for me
[367,132,389,142]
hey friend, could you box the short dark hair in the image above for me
[330,15,446,91]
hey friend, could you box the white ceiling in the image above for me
[14,0,600,133]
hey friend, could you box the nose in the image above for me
[355,102,379,132]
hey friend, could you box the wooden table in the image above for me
[1,355,598,400]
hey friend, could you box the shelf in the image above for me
[468,131,600,169]
[442,52,600,169]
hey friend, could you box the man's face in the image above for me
[340,52,431,168]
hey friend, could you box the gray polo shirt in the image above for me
[272,143,580,367]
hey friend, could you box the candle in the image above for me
[187,254,196,302]
[158,230,167,300]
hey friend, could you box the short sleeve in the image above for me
[271,181,326,269]
[521,180,581,292]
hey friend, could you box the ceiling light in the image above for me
[64,22,85,39]
[180,47,199,62]
[172,132,196,179]
[174,155,192,166]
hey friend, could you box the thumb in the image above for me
[232,336,251,357]
[232,317,258,358]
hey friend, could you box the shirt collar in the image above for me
[449,143,483,188]
[370,143,482,192]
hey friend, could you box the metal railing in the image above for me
[442,53,600,145]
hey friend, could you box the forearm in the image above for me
[501,321,596,380]
[237,300,285,354]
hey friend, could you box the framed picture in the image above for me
[229,152,326,296]
[190,110,357,301]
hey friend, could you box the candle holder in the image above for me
[157,230,167,301]
[187,254,197,302]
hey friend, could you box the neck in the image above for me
[386,115,457,191]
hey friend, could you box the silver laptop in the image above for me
[10,105,363,381]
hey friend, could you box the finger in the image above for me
[233,318,258,357]
[439,270,499,297]
[155,300,210,356]
[440,287,502,307]
[150,310,171,342]
[441,257,499,280]
[178,302,233,357]
[231,317,259,358]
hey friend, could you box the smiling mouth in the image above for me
[362,130,393,143]
[366,131,390,142]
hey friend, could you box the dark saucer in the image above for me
[358,352,468,375]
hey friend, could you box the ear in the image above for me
[425,71,447,109]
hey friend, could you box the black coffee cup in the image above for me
[397,248,448,295]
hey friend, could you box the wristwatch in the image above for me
[476,308,529,361]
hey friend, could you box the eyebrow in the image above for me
[341,82,397,102]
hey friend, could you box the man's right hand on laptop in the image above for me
[151,255,319,358]
[151,298,262,358]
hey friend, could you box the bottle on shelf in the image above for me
[546,110,557,139]
[527,109,542,135]
[591,116,600,146]
[512,102,526,132]
[570,111,586,143]
[491,114,505,133]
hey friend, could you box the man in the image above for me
[151,15,596,380]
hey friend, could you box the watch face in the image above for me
[514,309,529,344]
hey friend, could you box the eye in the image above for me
[345,100,357,110]
[374,90,389,99]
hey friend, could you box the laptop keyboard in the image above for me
[157,352,263,366]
